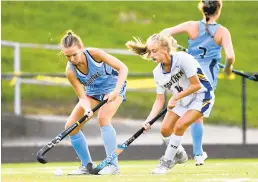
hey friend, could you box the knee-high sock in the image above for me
[70,130,92,167]
[190,122,203,156]
[164,134,183,161]
[163,136,184,154]
[100,125,118,167]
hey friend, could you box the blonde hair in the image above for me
[198,0,223,37]
[60,30,84,49]
[125,34,178,60]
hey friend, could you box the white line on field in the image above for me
[0,170,237,176]
[2,164,252,174]
[3,171,258,182]
[3,162,258,171]
[2,164,152,171]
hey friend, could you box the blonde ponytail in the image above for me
[125,37,150,60]
[167,36,178,53]
[126,34,179,60]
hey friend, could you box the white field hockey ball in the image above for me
[54,168,63,176]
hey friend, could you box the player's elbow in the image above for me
[120,64,128,74]
[124,65,129,74]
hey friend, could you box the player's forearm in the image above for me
[175,84,201,100]
[72,83,91,110]
[225,55,235,68]
[146,98,164,121]
[224,56,235,75]
[160,28,173,37]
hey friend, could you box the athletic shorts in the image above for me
[171,91,215,118]
[87,82,127,102]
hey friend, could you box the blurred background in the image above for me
[1,1,258,163]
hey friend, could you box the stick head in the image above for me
[36,150,48,164]
[254,74,258,81]
[86,163,100,175]
[86,162,93,172]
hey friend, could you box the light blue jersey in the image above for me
[188,20,222,89]
[68,49,126,101]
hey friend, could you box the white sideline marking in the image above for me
[3,162,258,171]
[2,164,151,171]
[2,164,154,174]
[3,162,258,172]
[3,163,258,178]
[2,170,258,182]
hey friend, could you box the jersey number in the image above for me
[174,86,183,92]
[199,47,207,58]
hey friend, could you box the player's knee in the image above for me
[65,122,70,130]
[65,122,80,136]
[160,126,172,137]
[194,117,203,123]
[174,123,187,135]
[98,117,111,127]
[69,129,80,136]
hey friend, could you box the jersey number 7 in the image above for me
[199,47,207,58]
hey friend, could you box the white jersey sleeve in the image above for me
[179,52,198,78]
[155,81,165,94]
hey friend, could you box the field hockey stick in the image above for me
[87,108,168,175]
[176,44,258,82]
[218,63,258,82]
[36,99,107,164]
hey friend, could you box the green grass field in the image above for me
[2,159,258,182]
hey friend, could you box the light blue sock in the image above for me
[190,122,203,156]
[100,125,118,167]
[70,130,92,167]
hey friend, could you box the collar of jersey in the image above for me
[161,55,175,74]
